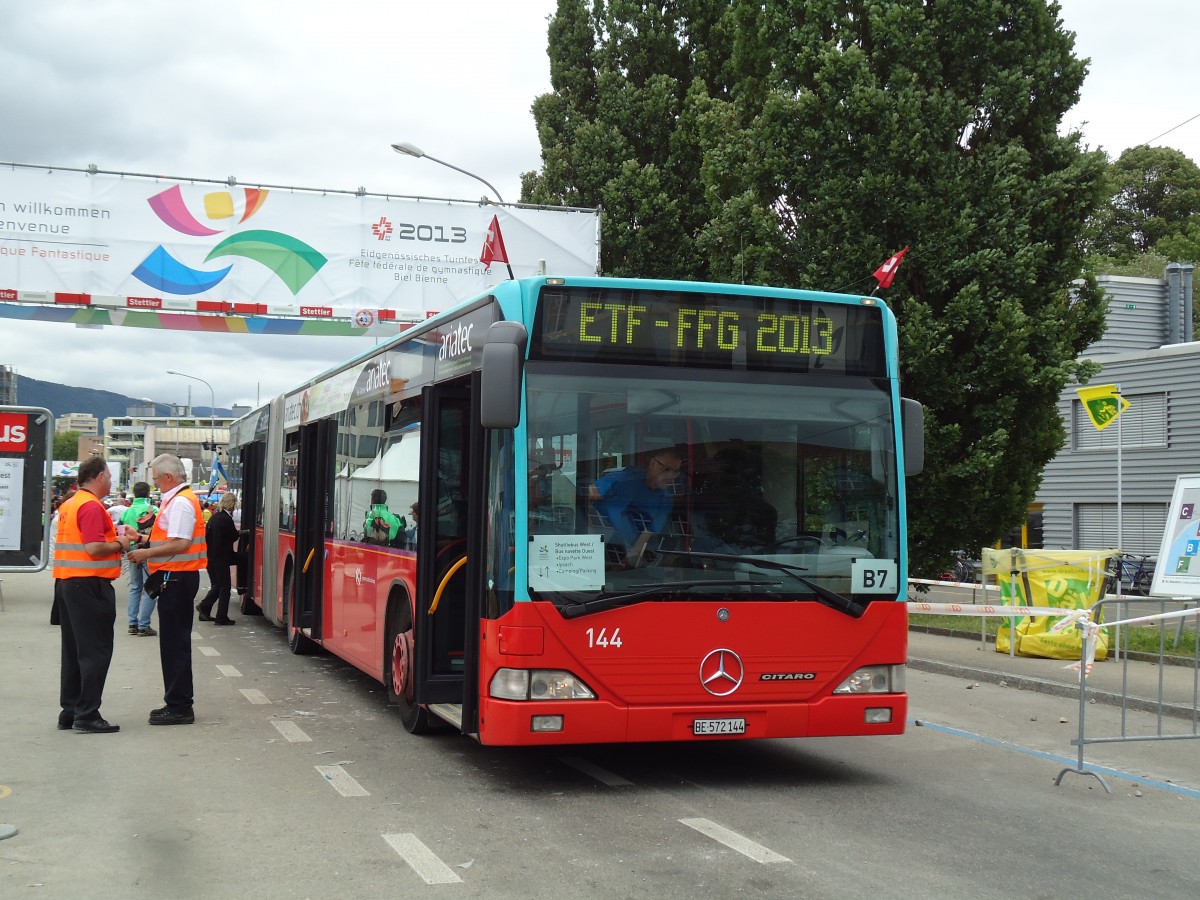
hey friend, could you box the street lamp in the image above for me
[166,370,216,484]
[391,141,505,203]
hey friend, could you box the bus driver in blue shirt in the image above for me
[589,446,683,554]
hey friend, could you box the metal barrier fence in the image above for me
[1056,596,1200,793]
[908,581,1200,793]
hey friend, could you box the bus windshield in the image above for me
[524,366,901,611]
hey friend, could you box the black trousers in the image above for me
[198,563,232,620]
[156,571,199,712]
[58,577,117,722]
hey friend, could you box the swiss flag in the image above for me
[480,215,509,271]
[872,246,909,289]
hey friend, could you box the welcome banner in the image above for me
[0,164,600,317]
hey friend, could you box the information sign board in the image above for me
[0,406,53,571]
[1150,474,1200,598]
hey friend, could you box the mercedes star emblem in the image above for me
[699,648,745,697]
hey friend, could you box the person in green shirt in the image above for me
[364,489,405,546]
[120,482,160,635]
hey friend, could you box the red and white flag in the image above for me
[872,246,909,289]
[480,214,509,271]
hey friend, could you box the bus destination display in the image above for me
[532,287,885,376]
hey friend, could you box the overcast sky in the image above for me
[1,0,1196,412]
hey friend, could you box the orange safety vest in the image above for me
[148,488,207,573]
[52,490,121,580]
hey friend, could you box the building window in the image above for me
[1074,502,1167,556]
[1072,392,1166,450]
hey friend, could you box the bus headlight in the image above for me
[489,668,596,701]
[833,664,905,694]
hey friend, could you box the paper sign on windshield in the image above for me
[529,534,605,592]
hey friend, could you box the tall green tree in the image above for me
[1088,145,1200,259]
[524,0,1110,574]
[52,430,81,461]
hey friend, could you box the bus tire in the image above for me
[284,562,316,655]
[386,595,430,734]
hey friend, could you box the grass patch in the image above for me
[910,613,1198,660]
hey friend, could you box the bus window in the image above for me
[336,399,420,547]
[485,428,516,618]
[280,432,299,533]
[525,368,900,599]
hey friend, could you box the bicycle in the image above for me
[938,550,980,584]
[1104,552,1154,596]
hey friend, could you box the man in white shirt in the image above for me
[126,454,206,725]
[107,492,129,526]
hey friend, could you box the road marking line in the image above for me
[198,646,221,657]
[913,718,1200,799]
[240,688,271,705]
[215,664,242,677]
[316,765,369,797]
[679,818,791,864]
[382,833,463,884]
[558,755,634,786]
[271,720,311,743]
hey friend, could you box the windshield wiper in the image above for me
[654,550,866,618]
[559,579,781,619]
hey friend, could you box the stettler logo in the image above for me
[699,648,744,697]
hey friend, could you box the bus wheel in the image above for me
[285,569,315,655]
[387,601,430,734]
[288,623,316,655]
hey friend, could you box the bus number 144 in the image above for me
[586,627,623,649]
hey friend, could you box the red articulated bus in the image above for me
[227,275,923,745]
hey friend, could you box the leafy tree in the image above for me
[1155,220,1200,267]
[524,0,1110,574]
[1088,145,1200,258]
[52,430,81,461]
[1086,252,1171,280]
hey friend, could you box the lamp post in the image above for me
[166,370,216,485]
[391,141,505,203]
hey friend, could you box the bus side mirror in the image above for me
[480,321,528,429]
[901,398,924,476]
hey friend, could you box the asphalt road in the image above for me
[2,568,1198,899]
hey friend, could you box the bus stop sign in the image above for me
[0,406,53,572]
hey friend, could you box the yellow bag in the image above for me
[985,549,1111,661]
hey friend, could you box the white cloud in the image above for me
[2,0,1196,411]
[1056,0,1200,162]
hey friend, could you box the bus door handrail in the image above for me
[429,556,468,614]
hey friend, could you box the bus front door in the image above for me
[414,379,484,733]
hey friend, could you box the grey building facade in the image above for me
[1034,264,1196,557]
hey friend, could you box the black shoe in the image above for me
[138,626,158,636]
[149,707,195,726]
[128,624,140,635]
[213,618,237,626]
[195,605,214,622]
[57,712,73,730]
[74,718,120,734]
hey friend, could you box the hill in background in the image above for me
[14,374,231,434]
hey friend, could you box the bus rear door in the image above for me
[293,418,336,645]
[238,438,266,615]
